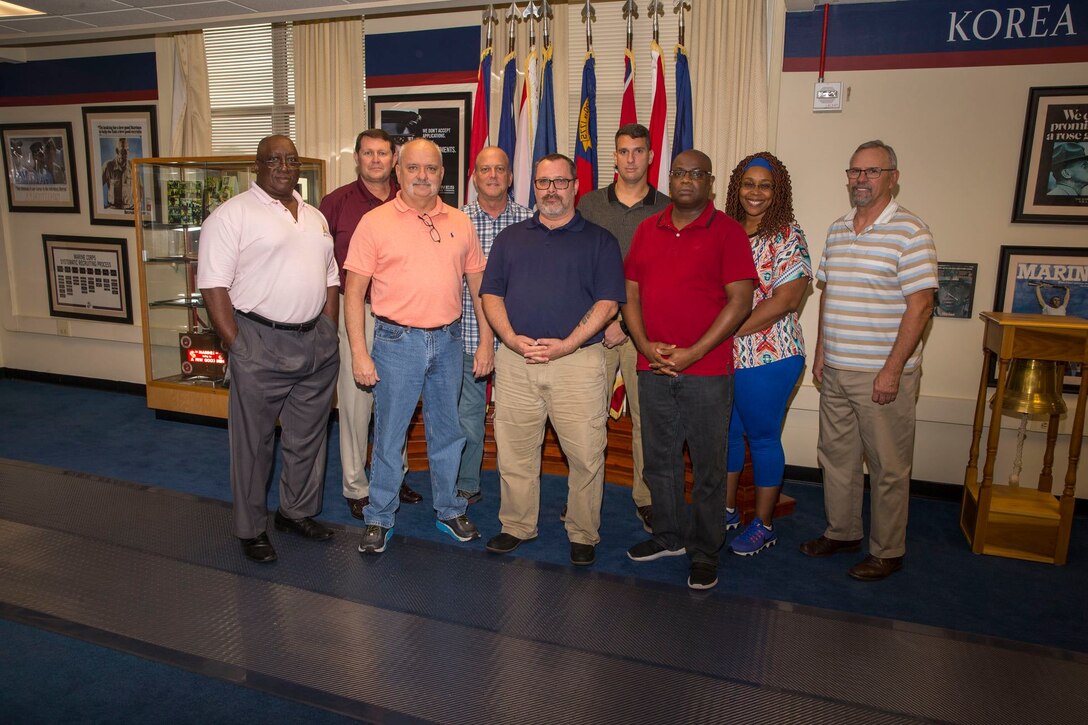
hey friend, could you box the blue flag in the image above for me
[574,53,597,202]
[530,46,558,208]
[497,51,518,173]
[672,44,693,161]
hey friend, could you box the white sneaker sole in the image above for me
[731,537,777,557]
[628,546,686,562]
[687,575,719,590]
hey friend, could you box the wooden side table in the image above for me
[960,312,1088,564]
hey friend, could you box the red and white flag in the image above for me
[466,47,492,205]
[648,40,671,191]
[512,47,539,208]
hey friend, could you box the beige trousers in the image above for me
[493,344,608,545]
[602,337,651,507]
[817,366,919,559]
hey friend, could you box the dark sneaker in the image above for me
[570,543,596,566]
[627,539,685,562]
[485,532,536,554]
[458,489,482,505]
[436,514,481,542]
[724,506,741,531]
[358,524,392,554]
[687,562,719,590]
[636,505,653,534]
[730,518,778,556]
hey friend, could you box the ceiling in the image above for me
[0,0,487,48]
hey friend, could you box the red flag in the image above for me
[648,40,671,191]
[620,48,637,127]
[467,48,492,204]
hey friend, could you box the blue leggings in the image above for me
[727,355,805,487]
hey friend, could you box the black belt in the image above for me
[375,315,457,332]
[239,310,322,331]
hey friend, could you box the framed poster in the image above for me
[993,245,1088,392]
[82,105,158,226]
[0,122,79,213]
[368,91,471,208]
[1012,86,1088,225]
[42,234,133,324]
[934,262,977,319]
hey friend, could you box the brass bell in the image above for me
[990,358,1067,419]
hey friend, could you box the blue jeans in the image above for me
[365,319,467,527]
[638,371,733,566]
[457,352,489,495]
[727,355,805,487]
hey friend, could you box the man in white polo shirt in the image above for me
[198,134,340,563]
[802,139,937,582]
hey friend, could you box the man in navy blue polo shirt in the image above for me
[480,153,626,567]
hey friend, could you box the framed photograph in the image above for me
[82,105,158,226]
[1,122,79,213]
[993,245,1088,391]
[368,91,471,208]
[42,234,133,324]
[934,262,977,319]
[1012,86,1088,225]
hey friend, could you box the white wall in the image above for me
[0,37,168,383]
[775,61,1088,494]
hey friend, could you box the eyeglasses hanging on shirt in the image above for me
[418,213,441,243]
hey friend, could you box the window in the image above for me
[204,23,295,155]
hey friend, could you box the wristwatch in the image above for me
[618,319,630,336]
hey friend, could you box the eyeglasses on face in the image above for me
[845,167,896,179]
[257,157,303,169]
[740,180,775,192]
[669,168,711,180]
[533,177,574,190]
[418,213,441,243]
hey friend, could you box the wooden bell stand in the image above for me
[960,312,1088,564]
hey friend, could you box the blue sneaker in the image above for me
[730,518,777,556]
[724,507,741,532]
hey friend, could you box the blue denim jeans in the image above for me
[638,371,733,566]
[456,352,489,495]
[365,319,467,527]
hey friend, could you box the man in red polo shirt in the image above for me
[621,149,756,590]
[320,129,421,520]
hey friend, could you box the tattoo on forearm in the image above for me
[580,310,591,326]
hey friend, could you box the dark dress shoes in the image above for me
[570,543,596,566]
[240,532,277,563]
[399,482,423,504]
[274,510,334,541]
[346,496,369,520]
[799,535,863,557]
[848,555,904,581]
[485,532,536,554]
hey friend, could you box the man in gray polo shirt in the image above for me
[577,123,669,532]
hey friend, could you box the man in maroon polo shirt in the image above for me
[320,129,421,519]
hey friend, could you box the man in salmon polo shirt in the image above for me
[344,138,488,554]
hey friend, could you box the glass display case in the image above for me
[133,156,325,417]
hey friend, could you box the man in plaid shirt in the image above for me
[457,147,532,503]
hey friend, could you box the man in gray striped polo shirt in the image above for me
[801,140,937,582]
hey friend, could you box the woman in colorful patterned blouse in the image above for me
[721,152,812,556]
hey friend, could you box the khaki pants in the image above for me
[337,300,374,499]
[493,344,608,545]
[817,366,919,559]
[603,337,651,507]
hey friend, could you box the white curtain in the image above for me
[170,31,212,156]
[295,17,366,191]
[690,0,770,200]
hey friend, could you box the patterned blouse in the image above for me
[733,222,812,369]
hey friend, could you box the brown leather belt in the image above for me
[374,315,457,332]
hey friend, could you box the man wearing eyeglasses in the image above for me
[456,147,532,505]
[480,154,625,566]
[343,138,488,554]
[621,150,756,591]
[576,123,671,534]
[319,129,422,523]
[198,135,340,563]
[801,140,937,582]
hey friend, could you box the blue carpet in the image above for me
[2,377,1087,664]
